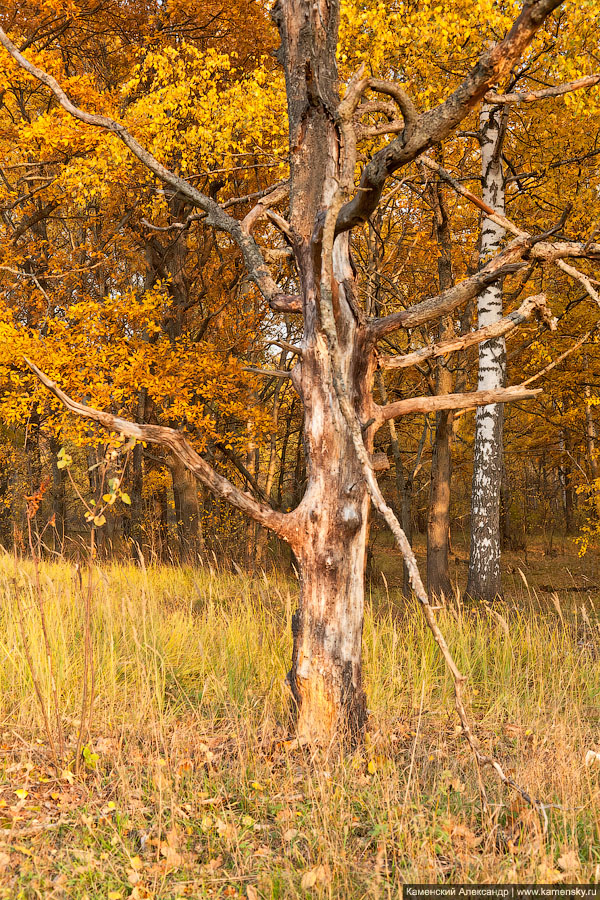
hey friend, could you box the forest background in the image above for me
[1,0,599,580]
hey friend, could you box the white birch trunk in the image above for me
[467,104,506,601]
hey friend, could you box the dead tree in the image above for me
[4,0,600,745]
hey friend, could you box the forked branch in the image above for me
[485,73,600,104]
[378,294,556,370]
[336,0,566,232]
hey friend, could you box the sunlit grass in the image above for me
[0,550,599,897]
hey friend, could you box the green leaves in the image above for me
[56,447,72,469]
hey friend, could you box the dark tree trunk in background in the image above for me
[427,402,453,599]
[49,435,67,551]
[500,460,513,549]
[171,455,203,564]
[377,371,412,597]
[563,459,574,534]
[427,175,454,600]
[127,389,147,559]
[584,358,600,519]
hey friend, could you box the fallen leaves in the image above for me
[159,827,184,870]
[300,864,331,890]
[557,849,580,874]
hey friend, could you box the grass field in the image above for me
[1,542,600,898]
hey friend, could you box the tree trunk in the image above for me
[427,405,453,599]
[276,396,295,509]
[562,456,575,534]
[427,173,455,601]
[127,389,147,559]
[377,371,413,597]
[49,436,67,552]
[583,356,600,520]
[500,458,514,549]
[271,0,375,742]
[171,455,203,564]
[289,321,373,743]
[467,104,507,602]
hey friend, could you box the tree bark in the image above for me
[427,174,455,600]
[271,0,375,742]
[49,435,67,552]
[289,321,374,743]
[170,455,203,564]
[467,104,507,602]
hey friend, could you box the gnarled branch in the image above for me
[336,0,565,233]
[378,293,555,369]
[24,358,292,539]
[375,384,541,426]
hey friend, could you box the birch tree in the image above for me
[467,103,507,602]
[468,68,600,600]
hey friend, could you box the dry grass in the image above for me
[0,545,600,898]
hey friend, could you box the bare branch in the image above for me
[371,233,533,339]
[371,237,600,340]
[268,294,303,313]
[222,179,289,210]
[24,358,292,538]
[244,365,291,379]
[556,258,600,307]
[356,99,397,119]
[375,385,541,425]
[357,120,405,140]
[140,214,204,233]
[523,325,599,387]
[336,0,565,233]
[378,294,555,369]
[267,339,303,357]
[364,78,418,133]
[240,182,290,235]
[486,73,600,104]
[418,154,525,237]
